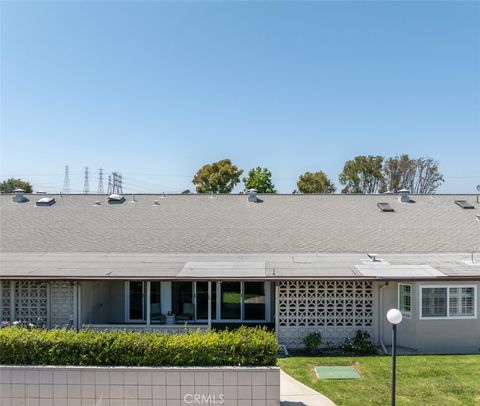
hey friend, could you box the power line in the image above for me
[121,175,185,192]
[2,170,479,180]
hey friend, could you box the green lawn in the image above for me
[278,355,480,406]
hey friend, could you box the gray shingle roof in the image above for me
[1,194,479,254]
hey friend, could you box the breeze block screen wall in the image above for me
[0,281,74,328]
[277,280,374,347]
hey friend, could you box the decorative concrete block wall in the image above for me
[0,366,280,406]
[50,281,74,328]
[0,280,75,328]
[277,280,374,347]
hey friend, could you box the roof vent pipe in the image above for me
[247,189,258,203]
[399,189,410,203]
[12,188,28,203]
[367,253,378,262]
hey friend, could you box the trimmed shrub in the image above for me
[341,330,377,355]
[303,332,322,354]
[0,326,279,367]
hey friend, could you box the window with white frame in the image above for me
[398,284,412,318]
[421,286,476,319]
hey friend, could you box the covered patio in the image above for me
[80,279,272,330]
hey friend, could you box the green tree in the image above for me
[192,159,243,193]
[381,155,444,194]
[242,167,276,193]
[339,155,384,194]
[409,157,444,194]
[381,154,416,193]
[297,171,336,193]
[0,178,33,193]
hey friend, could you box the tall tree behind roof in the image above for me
[381,154,416,193]
[243,167,276,193]
[409,157,444,194]
[192,159,243,193]
[381,155,444,194]
[297,171,336,194]
[339,155,384,194]
[0,178,33,193]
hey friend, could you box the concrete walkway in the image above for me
[280,370,336,406]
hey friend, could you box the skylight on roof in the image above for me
[377,202,394,212]
[36,197,56,206]
[455,200,475,209]
[107,194,125,204]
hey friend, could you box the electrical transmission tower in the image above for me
[63,165,71,194]
[107,171,123,194]
[118,173,123,194]
[83,167,90,194]
[97,168,104,194]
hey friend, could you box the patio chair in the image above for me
[150,303,166,324]
[176,303,194,322]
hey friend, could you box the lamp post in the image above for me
[386,308,403,406]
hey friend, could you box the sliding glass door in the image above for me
[244,282,265,320]
[196,282,216,320]
[150,281,163,323]
[127,281,144,322]
[219,282,267,321]
[124,281,269,324]
[172,282,194,321]
[221,282,241,319]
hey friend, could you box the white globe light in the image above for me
[387,308,403,325]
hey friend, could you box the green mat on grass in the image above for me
[315,366,360,380]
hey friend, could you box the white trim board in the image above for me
[355,264,445,278]
[178,262,266,278]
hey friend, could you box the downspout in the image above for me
[379,282,388,355]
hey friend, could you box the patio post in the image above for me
[10,281,15,322]
[72,282,78,331]
[207,281,212,330]
[47,282,51,329]
[387,308,403,406]
[274,282,279,340]
[146,281,151,328]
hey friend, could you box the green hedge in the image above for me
[0,326,279,367]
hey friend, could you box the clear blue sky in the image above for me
[1,1,479,194]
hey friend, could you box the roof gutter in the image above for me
[1,275,480,281]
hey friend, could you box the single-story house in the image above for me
[1,190,479,353]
